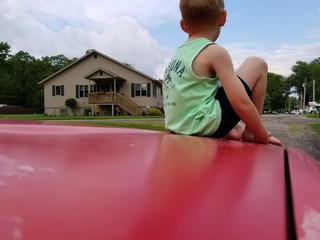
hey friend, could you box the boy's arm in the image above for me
[207,45,269,144]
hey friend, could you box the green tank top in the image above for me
[163,38,222,136]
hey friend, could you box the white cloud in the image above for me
[268,43,320,76]
[307,8,320,24]
[90,16,172,78]
[0,0,319,80]
[308,28,320,38]
[0,0,175,78]
[85,0,179,27]
[225,42,320,77]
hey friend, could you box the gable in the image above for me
[84,68,120,80]
[39,50,161,87]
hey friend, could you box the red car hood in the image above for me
[0,121,319,240]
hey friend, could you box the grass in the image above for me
[0,114,163,121]
[310,123,320,134]
[288,124,303,134]
[287,123,320,135]
[1,114,319,134]
[0,114,166,131]
[305,113,320,119]
[305,114,320,134]
[65,121,166,131]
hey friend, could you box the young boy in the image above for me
[163,0,282,145]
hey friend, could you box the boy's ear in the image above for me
[180,19,188,33]
[219,10,227,27]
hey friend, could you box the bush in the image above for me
[65,98,77,108]
[146,107,163,116]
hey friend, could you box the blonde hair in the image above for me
[179,0,224,26]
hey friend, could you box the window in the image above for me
[135,84,141,96]
[141,84,147,96]
[152,82,157,97]
[132,83,150,97]
[76,85,90,98]
[52,85,64,96]
[56,86,61,95]
[79,85,84,98]
[90,85,96,93]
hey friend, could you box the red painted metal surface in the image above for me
[287,147,320,240]
[0,121,288,239]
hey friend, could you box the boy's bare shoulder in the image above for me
[201,43,231,63]
[205,44,229,56]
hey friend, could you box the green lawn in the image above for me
[0,114,163,121]
[306,113,320,119]
[0,114,166,131]
[64,121,166,131]
[305,114,320,134]
[1,114,319,134]
[310,123,320,134]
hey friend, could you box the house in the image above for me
[39,50,163,116]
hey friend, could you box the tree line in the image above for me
[0,42,77,112]
[0,41,319,113]
[265,57,320,112]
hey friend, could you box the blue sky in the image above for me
[1,0,319,78]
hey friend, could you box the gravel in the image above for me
[262,114,320,161]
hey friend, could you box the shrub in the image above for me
[65,98,77,116]
[65,98,77,108]
[146,107,163,116]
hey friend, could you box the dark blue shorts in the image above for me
[211,76,252,138]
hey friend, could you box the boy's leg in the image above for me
[224,121,244,140]
[213,78,251,139]
[236,56,268,114]
[235,56,268,141]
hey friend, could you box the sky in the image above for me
[1,0,320,79]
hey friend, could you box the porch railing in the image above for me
[88,92,142,116]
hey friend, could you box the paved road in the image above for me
[262,114,320,161]
[60,115,320,160]
[130,114,320,160]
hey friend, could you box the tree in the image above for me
[65,98,77,116]
[0,44,77,112]
[0,42,11,61]
[0,42,12,104]
[123,62,134,69]
[41,55,77,73]
[288,58,320,105]
[309,58,320,102]
[7,51,37,106]
[264,73,290,112]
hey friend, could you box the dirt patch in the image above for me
[262,114,320,161]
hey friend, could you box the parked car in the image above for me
[290,109,302,115]
[308,102,320,114]
[308,106,319,114]
[0,121,319,240]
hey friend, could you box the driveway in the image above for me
[262,114,320,161]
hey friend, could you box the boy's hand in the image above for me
[242,129,282,146]
[268,136,282,146]
[267,132,282,146]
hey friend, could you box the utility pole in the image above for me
[313,80,315,102]
[303,78,306,110]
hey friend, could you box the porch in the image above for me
[88,92,142,116]
[85,68,142,116]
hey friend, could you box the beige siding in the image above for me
[42,51,163,116]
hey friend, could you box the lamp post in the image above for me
[313,79,315,102]
[303,78,306,111]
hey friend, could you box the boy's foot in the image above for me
[268,136,283,146]
[225,122,244,140]
[242,127,254,142]
[242,129,283,146]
